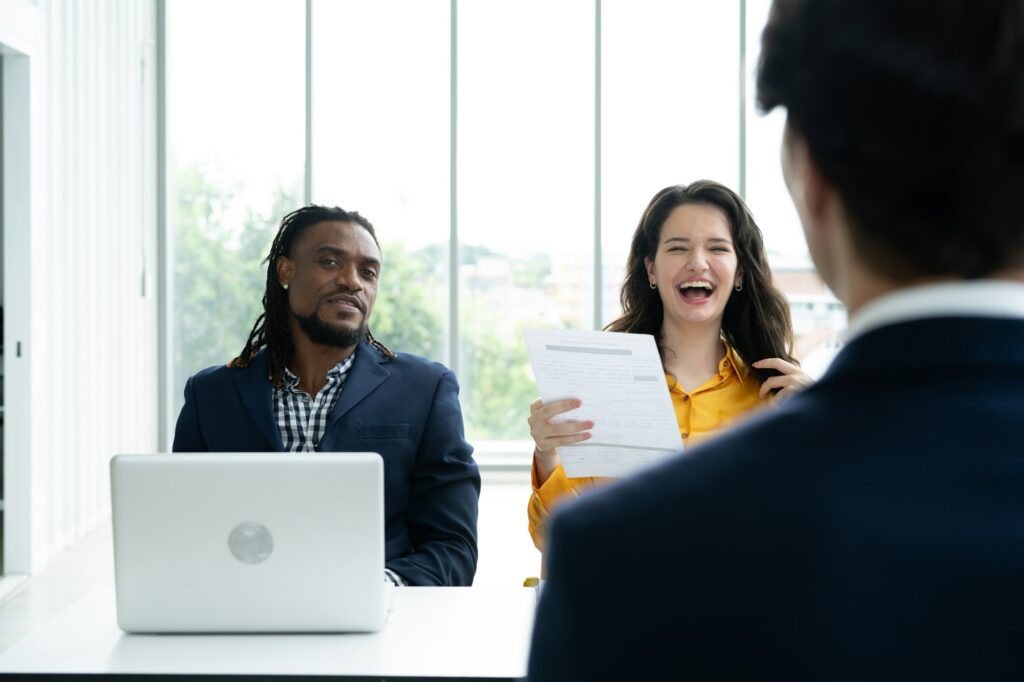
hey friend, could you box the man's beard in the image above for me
[296,311,366,349]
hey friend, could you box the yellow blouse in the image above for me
[527,344,762,552]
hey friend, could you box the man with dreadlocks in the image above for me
[173,205,480,587]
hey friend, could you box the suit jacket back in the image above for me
[529,317,1024,681]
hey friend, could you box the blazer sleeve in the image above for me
[172,375,210,452]
[385,370,480,586]
[528,461,596,553]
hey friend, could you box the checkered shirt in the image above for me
[274,354,355,453]
[272,352,406,586]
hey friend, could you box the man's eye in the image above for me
[363,269,378,279]
[320,258,338,266]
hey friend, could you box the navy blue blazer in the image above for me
[529,316,1024,681]
[173,341,480,586]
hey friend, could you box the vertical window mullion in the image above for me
[156,0,170,450]
[304,0,313,205]
[449,0,459,374]
[739,0,747,199]
[593,0,602,331]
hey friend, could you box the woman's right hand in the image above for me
[528,398,594,485]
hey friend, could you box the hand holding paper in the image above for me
[523,328,684,478]
[528,397,594,483]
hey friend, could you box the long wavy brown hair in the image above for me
[605,180,796,385]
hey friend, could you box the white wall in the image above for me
[1,0,158,573]
[0,0,41,577]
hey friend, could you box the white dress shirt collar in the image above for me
[845,280,1024,343]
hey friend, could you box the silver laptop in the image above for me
[110,452,391,633]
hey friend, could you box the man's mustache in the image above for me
[321,292,366,313]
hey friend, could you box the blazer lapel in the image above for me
[325,341,391,435]
[234,351,285,452]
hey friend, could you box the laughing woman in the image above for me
[527,180,812,552]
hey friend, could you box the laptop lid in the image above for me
[110,452,390,633]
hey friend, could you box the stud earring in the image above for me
[282,282,289,290]
[649,281,657,290]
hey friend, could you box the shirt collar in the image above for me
[281,351,357,391]
[720,342,749,383]
[328,352,356,377]
[845,280,1024,343]
[663,340,749,389]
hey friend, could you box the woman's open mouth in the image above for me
[677,280,715,304]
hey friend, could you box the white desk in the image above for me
[0,585,536,680]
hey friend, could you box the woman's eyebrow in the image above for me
[662,236,734,245]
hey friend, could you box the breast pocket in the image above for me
[357,424,412,439]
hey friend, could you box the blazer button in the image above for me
[681,433,689,439]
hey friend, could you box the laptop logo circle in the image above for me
[228,521,274,565]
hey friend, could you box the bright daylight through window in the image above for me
[167,0,844,460]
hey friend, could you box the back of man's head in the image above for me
[757,0,1024,280]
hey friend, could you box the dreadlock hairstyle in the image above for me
[233,204,395,388]
[605,181,796,385]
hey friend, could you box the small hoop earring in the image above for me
[734,282,743,292]
[649,281,657,290]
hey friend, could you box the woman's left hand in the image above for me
[751,358,814,401]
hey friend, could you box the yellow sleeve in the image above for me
[527,459,595,552]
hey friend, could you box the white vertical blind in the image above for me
[28,0,158,565]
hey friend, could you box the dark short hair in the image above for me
[757,0,1024,279]
[606,181,796,385]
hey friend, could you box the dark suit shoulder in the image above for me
[377,347,454,382]
[188,361,249,389]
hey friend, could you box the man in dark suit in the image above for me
[173,205,479,587]
[528,0,1024,679]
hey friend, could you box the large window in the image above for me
[601,0,741,324]
[167,0,304,417]
[165,2,843,582]
[744,0,844,376]
[458,0,595,441]
[311,0,450,367]
[167,0,843,452]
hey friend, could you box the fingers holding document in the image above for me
[529,398,594,484]
[529,398,595,451]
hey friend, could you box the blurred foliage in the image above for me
[172,164,282,403]
[173,164,538,441]
[371,241,445,361]
[459,310,536,441]
[511,253,551,289]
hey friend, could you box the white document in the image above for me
[523,328,684,478]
